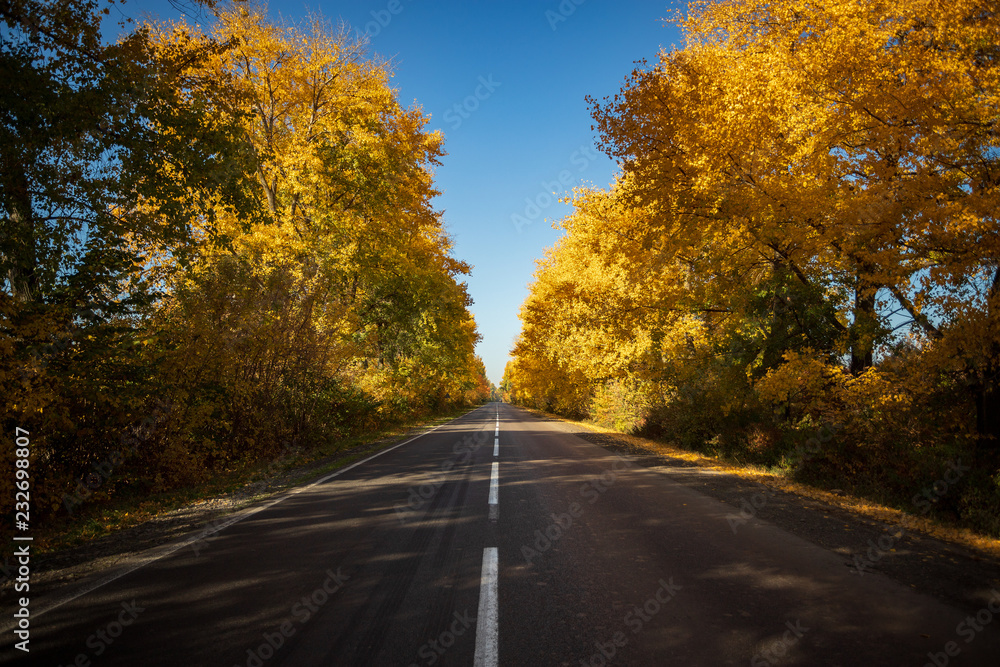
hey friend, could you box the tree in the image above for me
[149,5,483,444]
[587,0,1000,449]
[1,0,485,517]
[0,0,265,511]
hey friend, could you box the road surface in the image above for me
[4,403,1000,665]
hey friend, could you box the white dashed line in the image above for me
[488,461,498,520]
[474,547,499,667]
[489,462,498,504]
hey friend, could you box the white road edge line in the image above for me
[5,406,487,631]
[474,547,499,667]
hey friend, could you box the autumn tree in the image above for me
[586,0,1000,449]
[1,0,261,510]
[509,0,1000,538]
[146,5,483,458]
[2,1,484,518]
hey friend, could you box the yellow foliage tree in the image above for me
[586,0,1000,447]
[143,6,483,459]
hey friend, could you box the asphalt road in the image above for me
[4,403,1000,666]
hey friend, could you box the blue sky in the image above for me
[129,0,685,384]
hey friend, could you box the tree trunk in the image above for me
[975,268,1000,458]
[850,275,876,375]
[2,163,38,302]
[976,366,1000,455]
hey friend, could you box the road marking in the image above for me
[488,461,499,520]
[474,547,499,667]
[489,462,498,504]
[2,408,480,631]
[494,437,499,457]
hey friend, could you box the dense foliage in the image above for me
[1,1,489,521]
[507,0,1000,533]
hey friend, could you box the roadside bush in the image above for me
[590,380,649,433]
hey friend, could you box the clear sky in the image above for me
[128,0,685,385]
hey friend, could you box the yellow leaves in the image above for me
[586,0,999,368]
[128,7,482,438]
[755,350,847,421]
[755,349,936,429]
